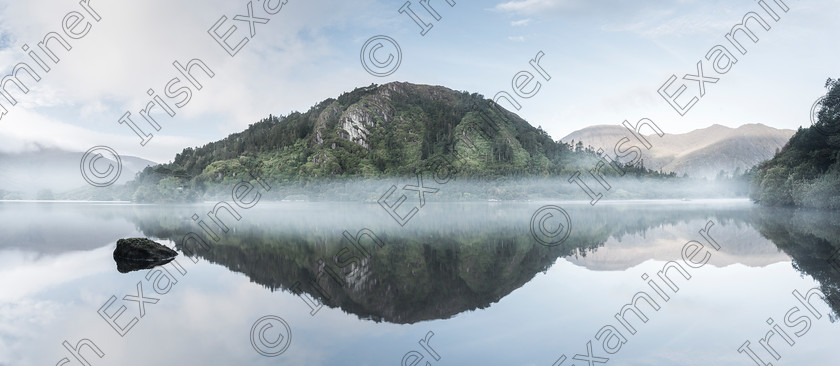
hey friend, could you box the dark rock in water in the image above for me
[113,238,178,261]
[115,257,174,274]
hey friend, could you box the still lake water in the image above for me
[1,199,838,365]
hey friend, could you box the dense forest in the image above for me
[125,82,676,202]
[750,79,840,209]
[127,202,766,322]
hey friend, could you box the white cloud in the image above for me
[0,0,379,160]
[495,0,570,15]
[0,0,835,161]
[511,18,532,26]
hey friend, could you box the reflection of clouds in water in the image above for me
[0,299,62,365]
[1,202,839,365]
[0,247,113,302]
[535,260,832,366]
[0,246,114,365]
[2,256,397,366]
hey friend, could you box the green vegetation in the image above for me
[126,82,674,202]
[750,79,840,209]
[751,206,840,317]
[129,202,749,323]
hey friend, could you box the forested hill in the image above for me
[127,82,670,202]
[750,78,840,209]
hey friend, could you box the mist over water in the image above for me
[2,200,838,365]
[0,0,835,364]
[191,176,750,203]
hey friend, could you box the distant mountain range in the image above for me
[565,219,790,270]
[561,123,795,179]
[0,83,797,201]
[0,148,156,198]
[122,82,794,201]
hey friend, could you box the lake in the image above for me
[1,199,838,365]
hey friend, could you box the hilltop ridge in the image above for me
[562,123,794,178]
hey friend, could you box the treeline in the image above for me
[128,202,747,322]
[750,78,840,209]
[125,82,678,202]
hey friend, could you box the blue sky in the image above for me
[0,0,836,162]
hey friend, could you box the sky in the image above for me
[0,0,835,163]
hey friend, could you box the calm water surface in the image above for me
[1,200,838,365]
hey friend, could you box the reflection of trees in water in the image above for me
[751,207,840,317]
[127,203,755,324]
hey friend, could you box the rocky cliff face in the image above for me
[131,81,598,195]
[313,83,454,150]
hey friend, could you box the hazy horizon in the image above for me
[0,0,836,162]
[2,1,839,365]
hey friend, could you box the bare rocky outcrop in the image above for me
[113,238,177,261]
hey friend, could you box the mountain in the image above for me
[0,148,157,199]
[129,82,672,202]
[750,78,840,209]
[123,199,758,323]
[160,82,575,178]
[564,219,789,270]
[561,123,795,179]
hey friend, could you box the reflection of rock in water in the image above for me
[127,202,757,324]
[115,257,174,274]
[113,238,178,274]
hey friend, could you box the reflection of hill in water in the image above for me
[565,218,790,270]
[7,201,833,323]
[133,203,587,324]
[750,206,840,317]
[128,201,780,324]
